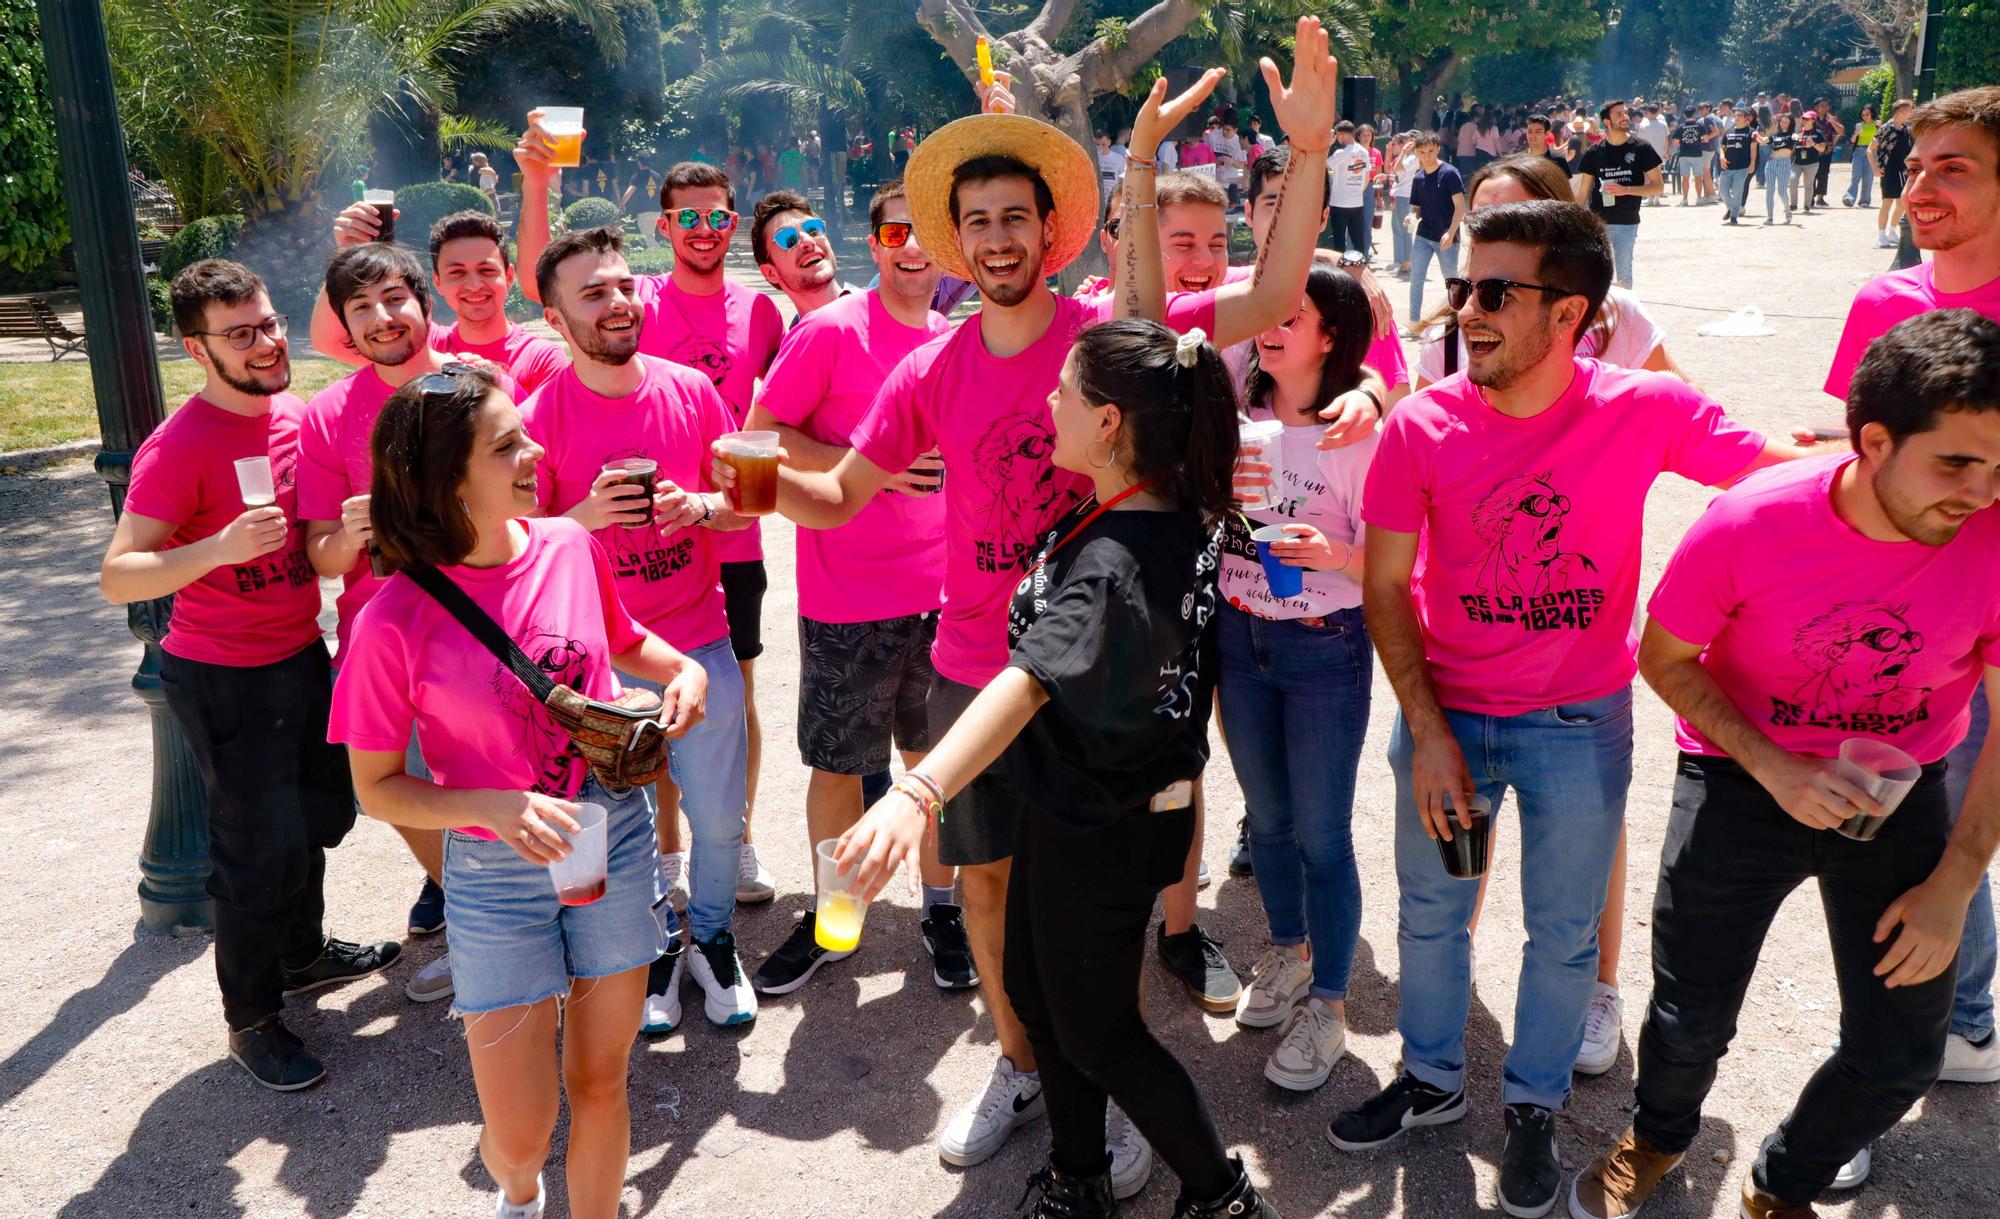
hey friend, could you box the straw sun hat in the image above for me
[904,113,1101,283]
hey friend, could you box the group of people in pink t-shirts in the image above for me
[98,65,2000,1219]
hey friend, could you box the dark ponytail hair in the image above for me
[370,366,502,571]
[1248,266,1372,416]
[1072,319,1236,524]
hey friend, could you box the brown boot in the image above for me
[1739,1174,1819,1219]
[1569,1127,1683,1219]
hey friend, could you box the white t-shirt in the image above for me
[1416,286,1664,384]
[1219,419,1375,618]
[1097,146,1127,188]
[478,166,499,191]
[1208,132,1246,184]
[1392,153,1419,199]
[1156,139,1179,172]
[1329,143,1372,208]
[1636,117,1672,159]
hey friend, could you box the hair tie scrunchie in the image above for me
[1174,328,1205,368]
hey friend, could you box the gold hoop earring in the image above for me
[1086,439,1116,469]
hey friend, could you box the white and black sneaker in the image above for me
[641,938,685,1035]
[939,1054,1044,1166]
[922,904,979,990]
[687,930,757,1026]
[751,911,853,996]
[1499,1102,1561,1217]
[1106,1101,1153,1199]
[1326,1071,1466,1151]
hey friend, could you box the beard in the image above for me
[213,356,291,396]
[971,241,1046,308]
[1873,457,1974,546]
[563,309,641,366]
[1467,319,1558,393]
[356,329,423,369]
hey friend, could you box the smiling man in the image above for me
[749,190,852,320]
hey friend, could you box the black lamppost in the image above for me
[38,0,213,933]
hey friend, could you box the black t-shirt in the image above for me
[1876,122,1914,178]
[1004,501,1220,827]
[1675,122,1706,158]
[1579,138,1663,225]
[1767,130,1798,157]
[1794,128,1822,165]
[1720,128,1756,170]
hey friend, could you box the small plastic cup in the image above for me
[1435,793,1494,878]
[601,458,657,528]
[548,802,609,905]
[1832,737,1920,841]
[363,188,396,243]
[717,430,783,516]
[1237,419,1285,510]
[233,456,275,507]
[540,106,585,168]
[1251,524,1305,599]
[813,837,869,952]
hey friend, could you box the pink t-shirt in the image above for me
[521,356,733,652]
[1362,358,1768,715]
[852,290,1217,686]
[434,321,569,395]
[329,516,648,834]
[1649,454,2000,763]
[297,364,518,661]
[632,275,785,565]
[758,290,952,622]
[1824,263,2000,400]
[123,395,322,667]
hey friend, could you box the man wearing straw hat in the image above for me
[724,18,1339,1199]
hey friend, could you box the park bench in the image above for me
[0,296,87,361]
[140,239,166,272]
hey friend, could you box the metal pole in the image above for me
[38,0,213,934]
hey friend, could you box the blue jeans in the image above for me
[1844,147,1874,206]
[1719,167,1751,220]
[1765,159,1795,222]
[1390,688,1634,1109]
[1606,222,1637,289]
[1360,190,1377,258]
[1217,604,1372,1000]
[1943,684,1998,1040]
[1408,234,1457,323]
[633,636,748,942]
[1391,198,1412,265]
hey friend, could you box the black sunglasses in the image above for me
[1445,277,1574,313]
[410,362,480,442]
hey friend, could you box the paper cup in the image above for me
[548,802,609,905]
[1251,524,1305,599]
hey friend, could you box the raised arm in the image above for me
[309,201,395,364]
[513,110,563,305]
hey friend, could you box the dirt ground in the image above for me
[3,198,1996,1219]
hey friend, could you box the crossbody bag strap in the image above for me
[406,566,558,703]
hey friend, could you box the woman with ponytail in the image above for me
[836,320,1278,1219]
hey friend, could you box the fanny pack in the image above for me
[408,566,669,792]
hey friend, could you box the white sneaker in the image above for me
[1759,1132,1871,1189]
[642,941,685,1034]
[1106,1100,1153,1198]
[1575,982,1623,1076]
[1196,858,1212,890]
[735,843,775,904]
[1265,996,1347,1091]
[660,851,688,914]
[1940,1030,2000,1083]
[687,932,757,1026]
[1878,231,1898,248]
[404,953,454,1003]
[494,1174,544,1218]
[1235,944,1313,1029]
[939,1055,1044,1166]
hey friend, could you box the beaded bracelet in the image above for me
[891,776,943,823]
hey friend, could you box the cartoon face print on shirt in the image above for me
[597,448,700,586]
[670,334,733,391]
[490,625,591,795]
[1772,600,1932,734]
[972,399,1075,574]
[1460,472,1606,631]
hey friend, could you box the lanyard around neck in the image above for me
[1024,479,1156,583]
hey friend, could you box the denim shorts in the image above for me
[442,778,666,1016]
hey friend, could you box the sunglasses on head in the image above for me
[408,362,480,445]
[873,220,914,248]
[661,208,738,234]
[1444,276,1572,313]
[772,216,827,252]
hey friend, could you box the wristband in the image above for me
[1358,386,1383,415]
[1125,155,1157,169]
[698,494,718,525]
[891,776,943,823]
[905,768,947,808]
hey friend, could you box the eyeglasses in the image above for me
[663,208,738,234]
[771,216,827,252]
[189,314,287,350]
[873,220,914,248]
[1444,277,1573,313]
[1858,625,1923,653]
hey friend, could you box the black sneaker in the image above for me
[923,904,980,990]
[407,877,445,936]
[227,1016,325,1091]
[1326,1071,1467,1151]
[1173,1156,1279,1219]
[1014,1162,1116,1219]
[281,937,401,997]
[1229,817,1254,877]
[1156,922,1242,1014]
[1499,1103,1561,1218]
[751,912,853,996]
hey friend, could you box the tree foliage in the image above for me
[1722,0,1869,102]
[1363,0,1606,125]
[444,0,663,159]
[1937,0,2000,94]
[0,0,69,277]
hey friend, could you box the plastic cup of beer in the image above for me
[363,188,396,244]
[601,457,657,528]
[1833,737,1920,841]
[1435,793,1494,878]
[1237,419,1285,510]
[233,456,276,507]
[813,837,868,952]
[540,106,585,168]
[717,430,782,516]
[548,801,609,905]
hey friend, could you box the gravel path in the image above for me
[3,200,1995,1218]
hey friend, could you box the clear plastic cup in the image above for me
[717,430,782,516]
[813,837,868,952]
[600,458,657,528]
[362,189,396,243]
[548,802,609,905]
[233,456,275,507]
[1434,793,1494,878]
[1833,737,1920,841]
[1237,419,1285,510]
[540,106,585,168]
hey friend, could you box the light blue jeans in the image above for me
[1390,688,1634,1109]
[1719,167,1752,220]
[1606,222,1638,289]
[632,636,747,942]
[1943,685,1998,1041]
[1765,159,1795,222]
[1218,605,1373,1001]
[1360,190,1377,259]
[1408,234,1457,323]
[1391,197,1413,266]
[1845,146,1875,207]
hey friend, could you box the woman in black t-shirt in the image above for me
[837,321,1277,1219]
[1760,112,1800,224]
[1793,112,1826,213]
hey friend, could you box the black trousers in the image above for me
[1635,753,1955,1203]
[1329,206,1369,257]
[1003,802,1233,1200]
[161,641,356,1030]
[1815,156,1833,199]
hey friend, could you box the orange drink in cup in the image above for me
[541,106,585,168]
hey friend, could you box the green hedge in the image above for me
[1938,1,2000,94]
[158,214,245,281]
[146,276,172,334]
[561,196,621,233]
[391,181,495,252]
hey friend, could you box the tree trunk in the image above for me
[1411,51,1461,130]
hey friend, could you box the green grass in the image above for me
[0,357,351,452]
